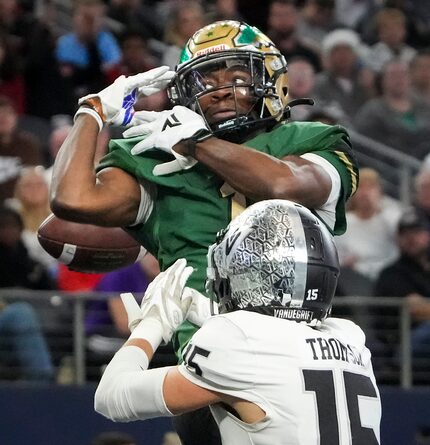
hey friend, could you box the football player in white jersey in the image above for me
[95,199,382,445]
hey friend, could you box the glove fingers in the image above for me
[143,258,185,303]
[127,122,153,137]
[147,73,176,87]
[123,115,161,138]
[166,261,192,301]
[153,160,183,176]
[130,134,158,154]
[144,72,176,88]
[120,293,143,332]
[138,87,159,97]
[173,264,193,292]
[127,110,160,125]
[126,66,171,90]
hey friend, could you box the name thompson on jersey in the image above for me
[306,336,364,366]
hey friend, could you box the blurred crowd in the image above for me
[0,0,430,384]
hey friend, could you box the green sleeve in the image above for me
[245,121,359,235]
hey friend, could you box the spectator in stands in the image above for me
[55,0,122,102]
[334,0,380,35]
[306,108,342,125]
[118,31,169,113]
[0,0,73,117]
[0,33,25,114]
[0,205,54,381]
[0,205,54,289]
[86,254,159,341]
[47,120,73,167]
[296,0,339,53]
[0,301,54,381]
[0,0,35,64]
[313,28,375,125]
[0,95,44,204]
[354,59,430,160]
[364,8,416,73]
[5,166,57,272]
[23,0,75,118]
[266,0,321,72]
[375,207,430,366]
[107,0,164,41]
[335,168,402,290]
[85,253,167,379]
[410,49,430,105]
[286,57,316,121]
[45,117,109,180]
[396,0,430,49]
[90,430,136,445]
[414,165,430,231]
[57,265,104,293]
[119,31,158,76]
[161,0,206,69]
[207,0,243,23]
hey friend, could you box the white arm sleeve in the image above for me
[94,346,173,422]
[300,152,341,231]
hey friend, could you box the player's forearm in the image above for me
[191,138,331,207]
[95,345,173,422]
[50,115,141,226]
[50,115,101,219]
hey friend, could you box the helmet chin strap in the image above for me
[207,83,277,143]
[210,97,316,143]
[212,115,274,143]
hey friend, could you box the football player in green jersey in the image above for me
[50,21,358,445]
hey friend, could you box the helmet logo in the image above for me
[225,228,241,255]
[195,44,228,57]
[274,276,293,306]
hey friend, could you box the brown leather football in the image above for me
[37,213,145,273]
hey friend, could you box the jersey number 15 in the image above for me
[303,369,379,444]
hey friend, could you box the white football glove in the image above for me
[123,106,211,175]
[120,258,194,344]
[75,66,175,129]
[183,287,217,327]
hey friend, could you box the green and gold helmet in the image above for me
[168,21,289,141]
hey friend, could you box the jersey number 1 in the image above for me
[303,369,379,444]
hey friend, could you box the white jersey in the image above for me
[178,311,381,445]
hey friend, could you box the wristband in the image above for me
[130,316,164,352]
[184,131,212,157]
[74,107,103,132]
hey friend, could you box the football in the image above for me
[37,214,146,273]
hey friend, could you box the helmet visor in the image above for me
[177,52,265,106]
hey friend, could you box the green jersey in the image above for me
[97,121,358,358]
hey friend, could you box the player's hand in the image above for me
[182,287,217,327]
[123,106,211,175]
[120,259,194,343]
[75,66,175,129]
